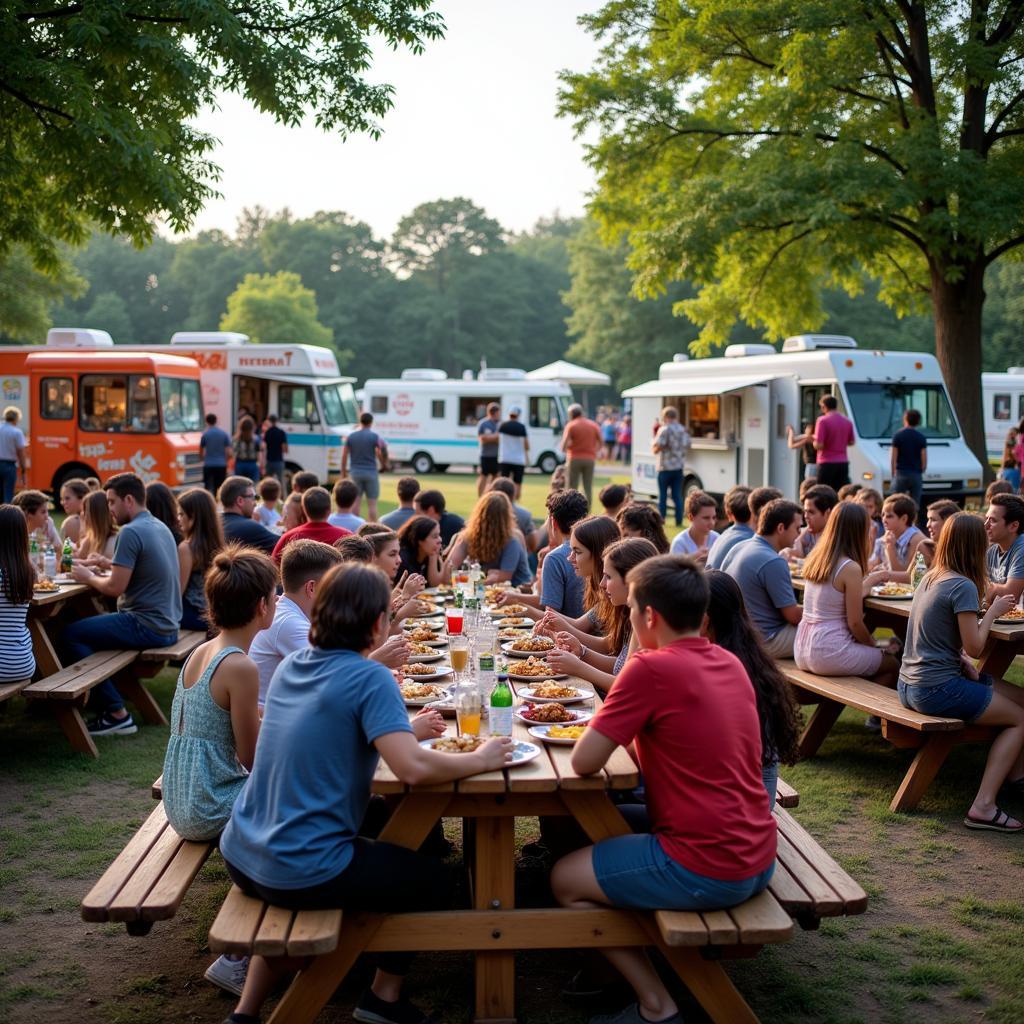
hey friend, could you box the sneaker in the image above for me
[864,715,882,731]
[353,988,435,1024]
[205,954,249,996]
[87,710,137,736]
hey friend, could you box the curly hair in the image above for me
[464,491,514,565]
[704,570,802,767]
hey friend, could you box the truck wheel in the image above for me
[536,452,560,475]
[682,474,704,503]
[411,452,435,475]
[52,464,95,499]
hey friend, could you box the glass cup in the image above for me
[449,635,470,677]
[454,679,482,737]
[445,606,464,636]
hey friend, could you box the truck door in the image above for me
[32,372,77,491]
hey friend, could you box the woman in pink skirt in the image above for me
[795,502,900,686]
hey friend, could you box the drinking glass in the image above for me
[449,635,470,678]
[454,678,482,737]
[445,606,464,636]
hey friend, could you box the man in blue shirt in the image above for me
[890,409,928,510]
[706,485,753,570]
[477,402,501,496]
[342,412,388,521]
[985,493,1024,606]
[219,476,279,555]
[200,413,233,495]
[723,499,803,658]
[718,486,783,572]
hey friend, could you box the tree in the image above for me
[560,0,1024,466]
[80,291,133,343]
[0,246,84,343]
[220,272,336,353]
[2,1,445,273]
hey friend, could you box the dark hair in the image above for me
[615,503,670,554]
[704,571,801,766]
[179,488,225,578]
[598,483,629,511]
[104,472,147,505]
[603,537,658,656]
[0,505,33,604]
[309,562,391,650]
[991,493,1024,534]
[821,395,838,410]
[723,485,752,524]
[360,528,399,556]
[883,493,918,523]
[205,413,217,426]
[837,483,862,501]
[60,478,90,501]
[758,499,802,536]
[546,489,589,535]
[489,477,516,501]
[802,484,839,515]
[204,544,278,630]
[258,477,281,502]
[684,489,717,519]
[396,476,420,503]
[927,498,960,521]
[905,409,922,427]
[748,486,783,521]
[398,515,439,561]
[13,489,49,515]
[292,471,320,493]
[301,486,332,521]
[334,535,374,562]
[629,554,708,632]
[333,478,359,509]
[572,515,622,614]
[218,475,254,509]
[415,489,446,514]
[359,411,373,426]
[986,479,1014,502]
[280,538,343,592]
[145,481,183,544]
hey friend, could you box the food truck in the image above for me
[982,368,1024,462]
[623,335,984,506]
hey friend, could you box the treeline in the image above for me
[13,197,1023,389]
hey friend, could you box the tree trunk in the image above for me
[929,259,990,482]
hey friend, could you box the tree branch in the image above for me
[16,4,83,21]
[884,251,930,294]
[0,80,74,123]
[986,87,1024,145]
[750,229,816,297]
[986,234,1024,264]
[985,0,1024,47]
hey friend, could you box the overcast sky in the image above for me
[185,0,602,240]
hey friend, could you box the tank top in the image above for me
[800,559,851,625]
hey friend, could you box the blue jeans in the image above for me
[235,461,260,482]
[893,472,923,510]
[63,613,177,712]
[0,460,16,504]
[658,469,684,525]
[762,760,779,810]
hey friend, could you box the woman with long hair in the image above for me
[233,416,263,482]
[0,505,35,683]
[146,481,183,545]
[1001,426,1021,492]
[447,492,530,586]
[177,488,227,631]
[703,570,802,806]
[794,502,900,686]
[59,478,90,545]
[546,538,658,692]
[615,503,670,554]
[899,513,1024,831]
[397,515,450,587]
[76,491,118,562]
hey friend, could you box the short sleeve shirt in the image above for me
[498,420,528,465]
[892,427,927,474]
[0,422,26,461]
[478,418,499,449]
[111,510,181,635]
[670,528,720,556]
[871,525,921,570]
[540,542,585,618]
[654,422,690,471]
[723,535,797,640]
[346,429,384,473]
[248,596,310,706]
[987,535,1024,584]
[485,538,531,587]
[563,418,602,460]
[199,426,231,468]
[813,412,854,463]
[900,575,980,689]
[706,523,754,570]
[591,637,776,880]
[263,425,287,462]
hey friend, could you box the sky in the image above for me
[185,0,603,241]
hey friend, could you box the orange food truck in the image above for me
[0,338,205,494]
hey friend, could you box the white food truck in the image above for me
[623,335,984,506]
[360,368,572,475]
[126,332,359,483]
[982,368,1024,462]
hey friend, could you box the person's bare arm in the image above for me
[571,726,620,775]
[177,541,192,595]
[920,448,927,473]
[839,562,875,646]
[223,657,261,770]
[340,445,349,476]
[959,596,1016,659]
[890,445,898,478]
[375,730,513,785]
[780,603,803,626]
[71,562,132,598]
[986,576,1024,603]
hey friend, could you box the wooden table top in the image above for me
[30,582,91,608]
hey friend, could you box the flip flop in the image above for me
[963,807,1023,833]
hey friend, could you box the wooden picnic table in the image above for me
[28,582,104,677]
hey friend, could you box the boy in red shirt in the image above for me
[551,554,777,1024]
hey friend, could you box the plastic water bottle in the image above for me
[489,674,513,737]
[43,543,57,579]
[477,651,494,722]
[29,532,40,574]
[912,551,927,589]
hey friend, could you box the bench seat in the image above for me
[775,777,799,808]
[139,630,207,663]
[0,678,32,703]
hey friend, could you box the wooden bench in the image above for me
[81,801,215,936]
[138,630,207,668]
[779,661,997,812]
[205,805,863,1024]
[0,678,32,704]
[775,777,799,808]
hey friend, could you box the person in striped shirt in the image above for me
[0,504,35,683]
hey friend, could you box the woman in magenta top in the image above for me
[813,394,855,491]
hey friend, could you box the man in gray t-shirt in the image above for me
[985,494,1024,605]
[67,473,183,736]
[342,411,388,521]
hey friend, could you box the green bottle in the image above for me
[489,674,513,737]
[61,538,74,574]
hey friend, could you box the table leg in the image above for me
[28,617,62,678]
[473,815,515,1024]
[889,732,957,812]
[377,793,451,850]
[797,699,843,758]
[52,701,98,758]
[115,670,168,726]
[977,637,1021,679]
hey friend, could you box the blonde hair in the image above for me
[803,502,871,583]
[79,491,118,558]
[464,491,515,565]
[924,512,988,602]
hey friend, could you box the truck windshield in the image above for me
[845,382,960,439]
[159,378,203,432]
[319,382,359,427]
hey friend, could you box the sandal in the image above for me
[964,808,1023,833]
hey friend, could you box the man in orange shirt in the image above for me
[560,404,603,507]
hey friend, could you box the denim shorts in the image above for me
[591,832,775,911]
[898,672,994,723]
[350,472,380,500]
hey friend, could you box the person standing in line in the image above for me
[786,421,818,480]
[200,413,233,496]
[1000,427,1021,492]
[617,415,632,464]
[341,412,389,522]
[561,404,603,508]
[889,409,928,510]
[497,407,529,501]
[262,415,288,488]
[232,417,263,482]
[652,406,690,527]
[0,407,27,504]
[477,402,501,496]
[812,395,854,491]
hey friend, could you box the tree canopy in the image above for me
[560,0,1024,463]
[220,271,334,351]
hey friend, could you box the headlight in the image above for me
[967,478,981,489]
[862,472,874,480]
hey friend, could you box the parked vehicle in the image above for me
[623,334,984,507]
[982,368,1024,463]
[360,368,571,475]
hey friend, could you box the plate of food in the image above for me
[32,579,61,593]
[518,681,594,704]
[491,603,530,618]
[506,657,568,682]
[405,601,444,618]
[495,616,533,629]
[405,642,447,663]
[497,627,531,641]
[404,628,448,647]
[502,636,556,657]
[515,702,592,725]
[399,681,451,706]
[870,583,915,600]
[421,736,542,766]
[485,585,512,603]
[528,723,588,745]
[994,607,1024,625]
[399,664,454,683]
[402,620,444,636]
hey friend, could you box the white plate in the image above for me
[494,617,533,628]
[402,619,444,632]
[400,667,454,683]
[518,684,593,703]
[501,640,556,658]
[515,707,593,725]
[419,737,542,767]
[406,607,444,618]
[994,615,1024,626]
[405,636,448,648]
[528,724,588,746]
[491,605,531,618]
[507,669,570,683]
[406,651,446,664]
[870,587,915,600]
[400,684,451,706]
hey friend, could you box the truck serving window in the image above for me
[80,375,128,432]
[280,384,319,424]
[845,382,959,439]
[319,383,359,427]
[529,397,563,430]
[41,378,73,420]
[994,394,1011,421]
[160,378,202,432]
[460,396,499,426]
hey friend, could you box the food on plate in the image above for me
[510,635,555,652]
[520,702,577,723]
[34,580,60,592]
[400,662,437,676]
[496,603,530,616]
[997,606,1024,620]
[409,600,439,616]
[874,583,914,597]
[400,682,446,701]
[485,585,511,602]
[404,625,441,642]
[496,617,531,628]
[432,735,484,753]
[546,725,586,740]
[498,628,530,640]
[510,657,555,677]
[529,682,581,699]
[406,641,437,655]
